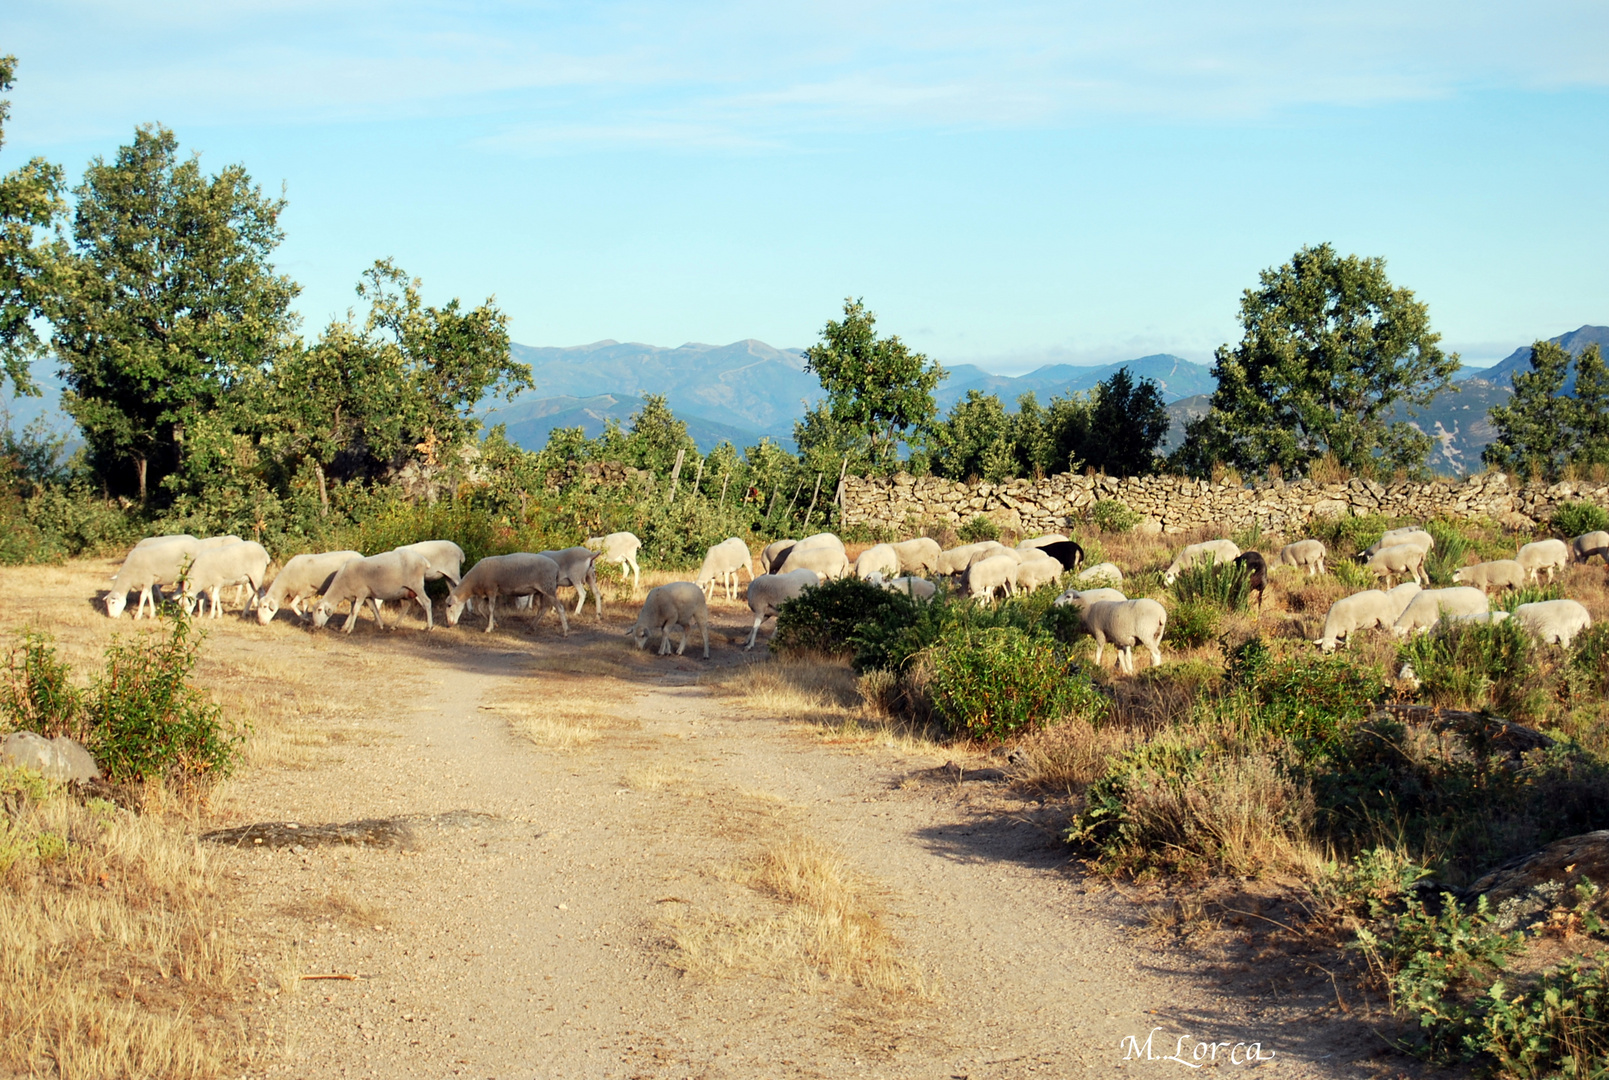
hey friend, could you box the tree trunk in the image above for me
[136,456,148,502]
[315,462,330,517]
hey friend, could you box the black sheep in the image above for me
[1233,550,1268,610]
[1036,540,1085,573]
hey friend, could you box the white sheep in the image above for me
[1391,586,1489,637]
[776,543,850,580]
[854,543,901,581]
[936,542,999,576]
[1073,562,1123,588]
[1314,583,1422,651]
[963,541,1018,569]
[869,573,938,600]
[743,569,819,649]
[257,551,362,624]
[1451,559,1528,593]
[538,546,604,615]
[760,539,799,574]
[891,537,942,574]
[695,537,754,600]
[312,550,434,633]
[629,582,710,658]
[444,553,568,635]
[1278,539,1327,576]
[1366,543,1426,587]
[133,533,196,550]
[1053,586,1127,608]
[1517,538,1570,583]
[961,554,1019,601]
[105,538,200,619]
[1365,528,1434,558]
[394,540,465,586]
[1162,539,1241,584]
[1570,531,1609,564]
[1013,551,1065,592]
[1080,599,1167,673]
[178,540,271,618]
[584,532,642,591]
[1442,610,1511,627]
[1513,599,1592,646]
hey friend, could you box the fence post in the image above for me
[667,448,686,503]
[691,455,705,499]
[719,472,730,506]
[802,472,824,530]
[833,454,849,515]
[783,478,806,523]
[764,483,782,526]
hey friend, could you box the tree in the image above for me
[930,390,1016,482]
[1484,342,1609,478]
[0,55,66,398]
[803,298,945,472]
[616,393,694,476]
[53,125,299,500]
[1083,367,1169,477]
[1175,244,1458,479]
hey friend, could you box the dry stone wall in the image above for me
[839,471,1609,537]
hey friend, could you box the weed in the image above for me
[1,631,83,738]
[1424,520,1472,585]
[1164,601,1219,649]
[1397,618,1537,716]
[1090,499,1141,534]
[1170,556,1251,611]
[1552,501,1609,539]
[957,515,1000,542]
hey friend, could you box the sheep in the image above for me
[1032,540,1085,573]
[776,543,850,580]
[538,546,604,616]
[628,582,710,658]
[1513,599,1592,647]
[854,543,901,581]
[394,540,465,586]
[105,538,201,619]
[695,538,754,600]
[1517,538,1570,583]
[1053,586,1127,608]
[1079,599,1167,674]
[1013,551,1065,592]
[1391,586,1489,637]
[1278,539,1327,576]
[762,533,844,575]
[890,537,942,575]
[584,531,642,591]
[958,542,1018,572]
[760,539,799,574]
[1162,539,1240,584]
[1570,531,1609,564]
[1233,550,1268,609]
[1073,562,1123,588]
[257,551,362,624]
[444,553,568,636]
[133,533,196,550]
[961,554,1019,601]
[1442,610,1511,627]
[1364,527,1434,558]
[178,541,271,618]
[869,573,938,600]
[1314,583,1422,651]
[1451,559,1528,593]
[936,542,1001,576]
[312,550,434,633]
[1366,542,1426,587]
[743,570,819,649]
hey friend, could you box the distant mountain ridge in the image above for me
[1480,325,1609,392]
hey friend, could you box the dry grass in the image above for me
[478,649,639,750]
[1008,717,1143,792]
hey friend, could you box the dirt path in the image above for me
[214,622,1386,1079]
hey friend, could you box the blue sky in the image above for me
[3,1,1607,373]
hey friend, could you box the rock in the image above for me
[1468,831,1609,930]
[1,732,102,782]
[1135,516,1163,536]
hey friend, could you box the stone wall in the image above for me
[839,471,1609,537]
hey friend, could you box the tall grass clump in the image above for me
[1397,618,1537,716]
[1169,556,1251,611]
[1552,500,1609,539]
[1423,520,1472,585]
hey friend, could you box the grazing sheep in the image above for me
[870,574,938,600]
[1017,534,1069,551]
[1032,540,1085,573]
[1073,562,1123,588]
[776,543,850,580]
[133,533,196,550]
[962,542,1019,571]
[760,539,799,574]
[1513,599,1592,646]
[1366,543,1426,587]
[1391,586,1489,637]
[1233,550,1269,609]
[178,541,272,618]
[1442,610,1511,627]
[584,532,642,591]
[1079,599,1167,674]
[743,570,819,649]
[1314,583,1422,651]
[695,538,754,600]
[257,551,362,624]
[105,538,201,619]
[312,550,434,633]
[1517,538,1570,583]
[853,543,901,581]
[1053,586,1127,608]
[936,542,1001,576]
[1364,528,1434,558]
[890,537,942,575]
[1278,539,1327,576]
[961,554,1019,601]
[1162,539,1241,584]
[538,546,604,615]
[394,540,465,586]
[628,582,710,658]
[1570,531,1609,564]
[1451,559,1528,593]
[1013,552,1065,592]
[444,553,568,636]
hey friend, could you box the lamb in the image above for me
[695,538,754,600]
[538,546,604,615]
[1517,538,1570,583]
[1366,543,1426,587]
[1053,586,1127,608]
[1079,599,1167,674]
[1513,599,1592,647]
[1451,559,1528,593]
[1314,583,1422,651]
[1391,586,1489,637]
[1073,562,1123,588]
[890,537,942,575]
[584,532,642,591]
[178,541,272,618]
[628,582,710,658]
[1013,551,1065,592]
[394,540,465,586]
[105,538,201,619]
[1364,528,1434,558]
[312,550,434,633]
[1162,539,1240,584]
[854,543,901,581]
[776,543,850,580]
[1570,531,1609,564]
[1233,550,1268,609]
[961,554,1019,601]
[742,570,819,649]
[1278,539,1327,576]
[444,553,568,636]
[257,551,362,624]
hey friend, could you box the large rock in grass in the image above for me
[1,732,102,782]
[1469,831,1609,930]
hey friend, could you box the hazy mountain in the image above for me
[1480,325,1609,391]
[482,392,763,455]
[936,353,1213,410]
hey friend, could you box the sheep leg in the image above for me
[674,621,689,656]
[588,568,601,617]
[1093,633,1106,667]
[484,596,497,633]
[658,624,673,655]
[699,614,709,659]
[1147,639,1162,669]
[746,613,763,650]
[628,556,640,592]
[135,586,151,620]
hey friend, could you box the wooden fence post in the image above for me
[783,478,806,523]
[719,472,730,506]
[765,483,782,526]
[691,455,705,499]
[802,472,824,530]
[667,448,686,502]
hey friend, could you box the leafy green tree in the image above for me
[803,297,945,472]
[1042,392,1093,473]
[1485,342,1609,478]
[792,399,867,477]
[931,390,1016,482]
[0,55,65,399]
[1011,393,1054,476]
[616,393,694,477]
[1083,367,1169,477]
[53,125,299,501]
[1176,243,1458,479]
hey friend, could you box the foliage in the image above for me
[1306,511,1392,556]
[927,626,1105,740]
[1163,601,1219,648]
[771,578,908,658]
[927,390,1019,482]
[1081,367,1169,477]
[1486,343,1609,479]
[1424,520,1472,586]
[1226,640,1387,753]
[1479,951,1609,1078]
[1,631,81,737]
[957,514,999,543]
[0,54,66,399]
[1170,556,1251,611]
[1174,243,1458,479]
[1089,499,1140,534]
[1552,500,1609,539]
[1397,618,1537,716]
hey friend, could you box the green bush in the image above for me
[1552,500,1609,539]
[771,578,906,657]
[1480,950,1609,1077]
[1498,583,1564,612]
[1170,556,1250,611]
[1332,559,1374,589]
[927,626,1106,740]
[1307,512,1392,557]
[1163,600,1219,648]
[1398,618,1537,716]
[1226,642,1387,754]
[1569,623,1609,698]
[1424,520,1472,586]
[1089,499,1140,534]
[957,515,999,543]
[0,632,83,738]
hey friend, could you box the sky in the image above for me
[3,1,1607,374]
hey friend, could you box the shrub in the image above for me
[957,515,999,543]
[1552,500,1609,539]
[1332,559,1374,589]
[1307,512,1392,557]
[1089,500,1140,534]
[1498,583,1564,612]
[1229,521,1264,551]
[927,626,1106,740]
[1,632,82,738]
[1398,618,1537,716]
[1424,520,1472,586]
[771,578,906,658]
[1163,601,1219,649]
[1226,642,1387,754]
[1569,623,1609,698]
[1170,556,1250,611]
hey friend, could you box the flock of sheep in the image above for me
[96,520,1604,673]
